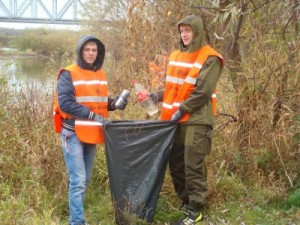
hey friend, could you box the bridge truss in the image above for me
[0,0,87,24]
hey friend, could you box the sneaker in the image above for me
[182,204,193,215]
[174,211,204,225]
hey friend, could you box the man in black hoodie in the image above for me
[54,35,127,225]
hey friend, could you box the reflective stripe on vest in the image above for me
[212,92,217,116]
[160,45,224,122]
[73,80,108,86]
[75,96,107,103]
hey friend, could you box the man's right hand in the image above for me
[92,113,111,126]
[170,109,184,122]
[112,95,128,110]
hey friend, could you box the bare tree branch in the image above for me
[246,0,280,15]
[177,0,222,13]
[228,2,247,61]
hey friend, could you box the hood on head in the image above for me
[177,15,207,52]
[76,35,105,71]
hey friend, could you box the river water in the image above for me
[0,55,58,94]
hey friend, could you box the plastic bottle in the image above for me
[134,81,158,116]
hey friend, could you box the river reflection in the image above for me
[0,56,58,93]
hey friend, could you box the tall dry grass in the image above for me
[93,0,300,193]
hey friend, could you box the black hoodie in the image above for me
[75,35,105,71]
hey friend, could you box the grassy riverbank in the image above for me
[0,70,299,225]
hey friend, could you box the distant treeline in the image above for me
[0,27,21,46]
[0,27,82,57]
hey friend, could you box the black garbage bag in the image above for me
[104,120,177,224]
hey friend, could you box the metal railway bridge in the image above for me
[0,0,87,25]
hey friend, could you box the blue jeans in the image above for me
[61,128,96,225]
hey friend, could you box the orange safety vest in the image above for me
[53,64,108,144]
[161,45,224,122]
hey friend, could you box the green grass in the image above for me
[85,173,300,225]
[288,189,300,208]
[0,134,299,225]
[0,71,299,225]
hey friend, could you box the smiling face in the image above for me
[82,41,98,65]
[179,24,194,46]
